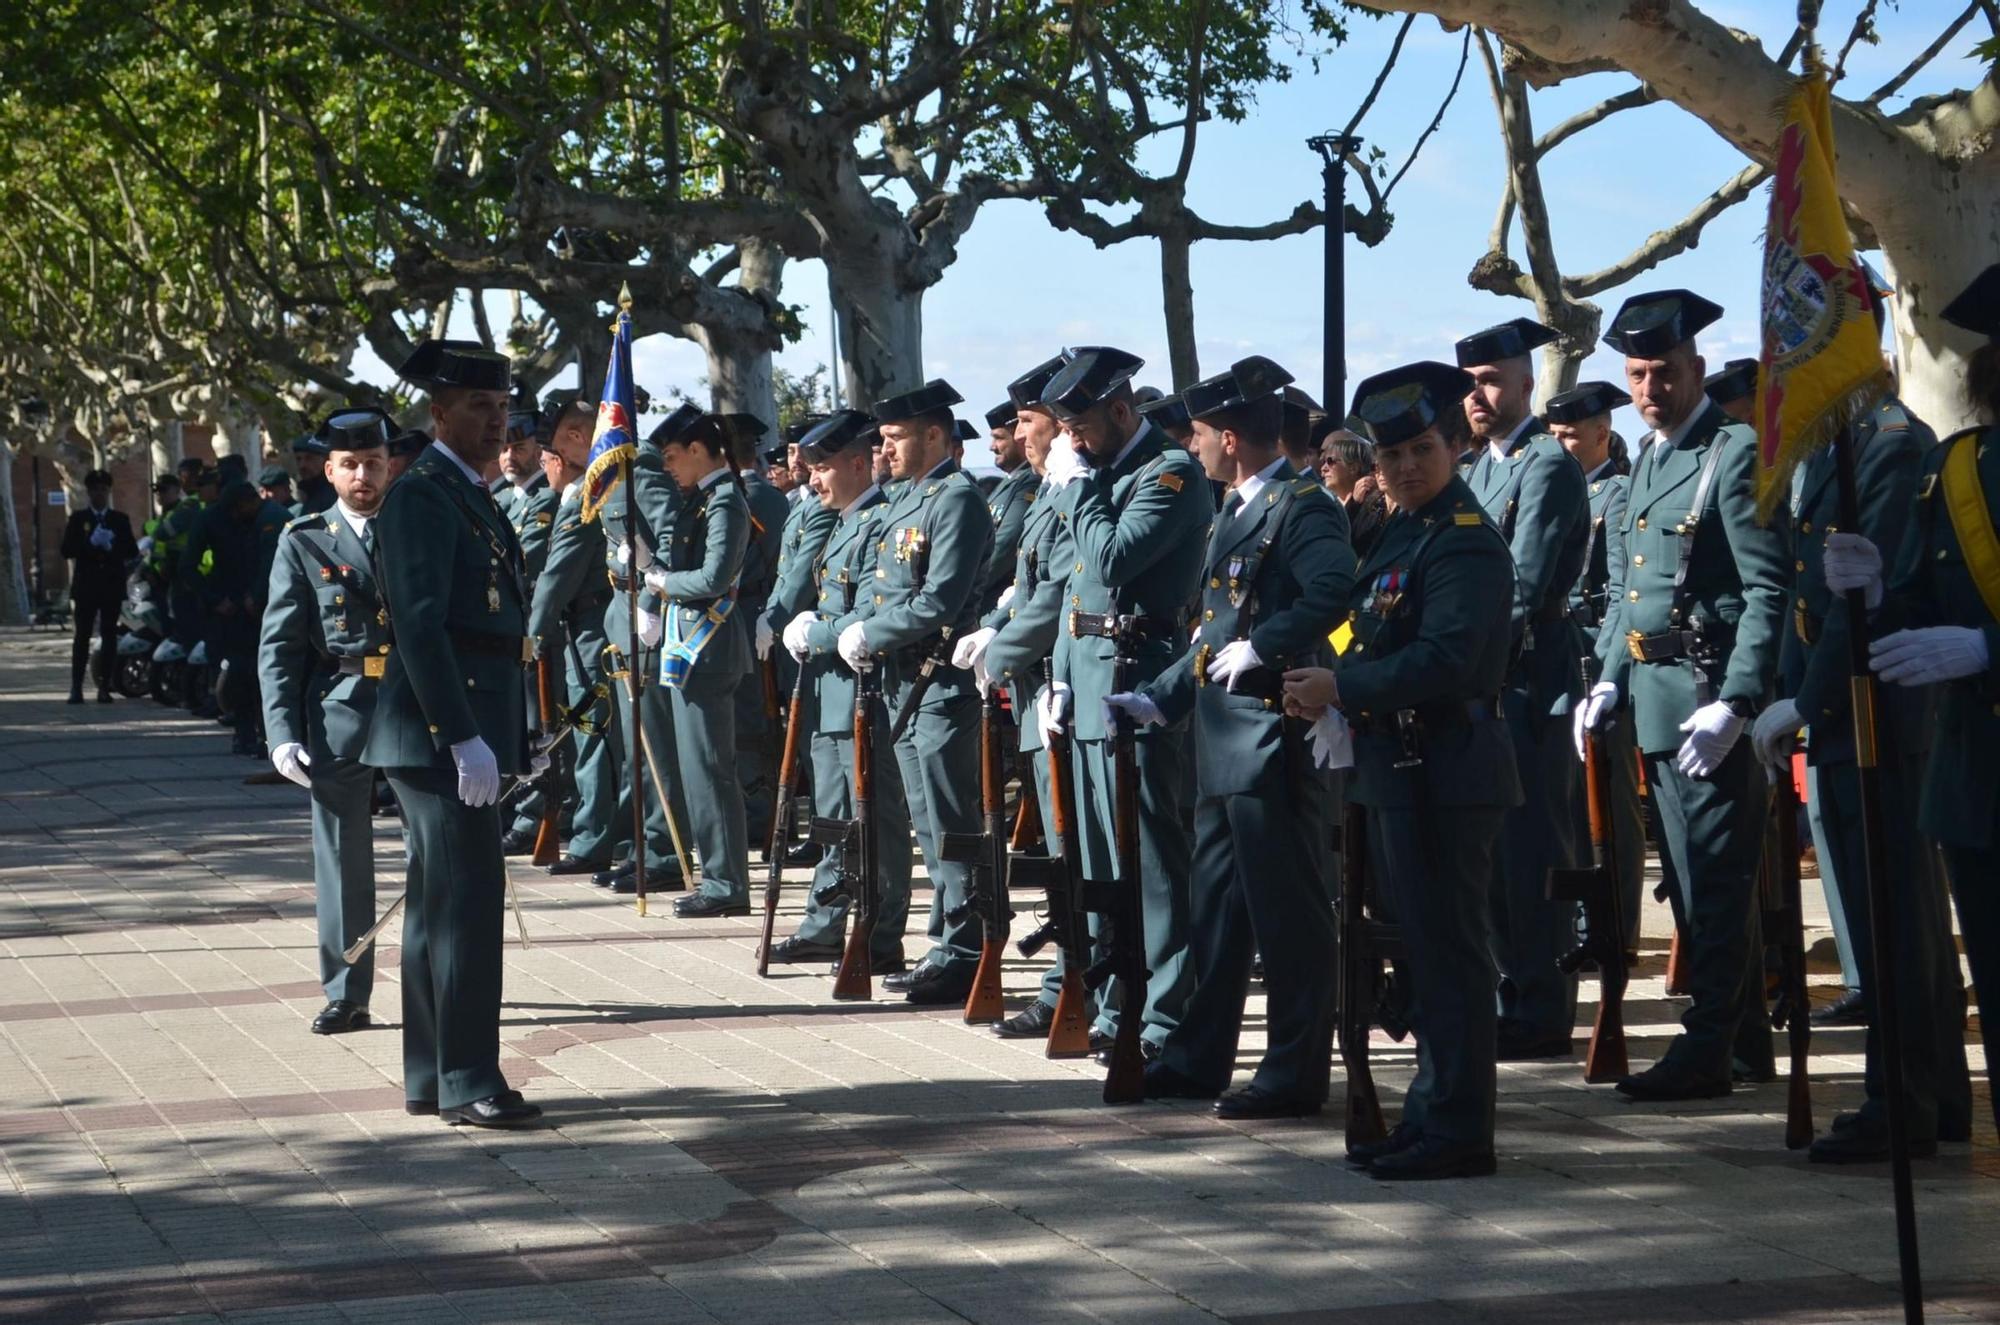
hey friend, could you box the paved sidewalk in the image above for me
[0,633,1993,1324]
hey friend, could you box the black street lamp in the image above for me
[1307,134,1361,420]
[20,397,50,607]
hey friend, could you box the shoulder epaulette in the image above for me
[1158,472,1184,493]
[1453,511,1484,527]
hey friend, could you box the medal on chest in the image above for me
[1366,567,1407,616]
[487,559,502,614]
[1225,556,1247,608]
[894,526,925,563]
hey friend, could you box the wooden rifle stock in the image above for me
[1764,772,1812,1150]
[1043,723,1093,1059]
[757,662,811,977]
[1100,635,1149,1105]
[1577,730,1630,1084]
[831,668,880,1000]
[962,690,1011,1023]
[529,655,562,867]
[1338,803,1386,1148]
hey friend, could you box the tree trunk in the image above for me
[0,436,29,626]
[826,261,924,411]
[1160,230,1200,389]
[698,237,784,431]
[1876,182,2000,435]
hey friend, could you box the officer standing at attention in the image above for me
[365,339,541,1129]
[258,407,396,1036]
[1546,381,1646,943]
[757,422,839,867]
[1112,356,1354,1118]
[642,412,753,919]
[981,400,1040,613]
[500,394,564,856]
[727,414,793,837]
[1576,290,1790,1101]
[1704,359,1759,426]
[827,382,994,1004]
[1040,347,1212,1061]
[1456,318,1591,1061]
[1825,262,2000,1138]
[771,410,915,971]
[61,468,138,705]
[1286,360,1519,1179]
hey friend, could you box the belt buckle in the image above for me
[1067,609,1083,639]
[1794,601,1816,646]
[1625,629,1646,662]
[363,655,386,680]
[520,638,536,664]
[1194,642,1210,687]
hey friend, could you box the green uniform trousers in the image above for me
[311,756,377,1006]
[611,661,684,875]
[794,727,914,962]
[671,677,751,904]
[1940,845,1999,1137]
[897,692,984,975]
[1492,687,1582,1040]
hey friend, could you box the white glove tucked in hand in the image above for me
[782,611,816,661]
[137,535,154,555]
[636,607,663,648]
[952,626,998,687]
[1206,638,1262,691]
[1036,681,1073,746]
[1103,691,1164,729]
[1307,708,1355,771]
[1043,432,1085,490]
[1750,698,1802,778]
[529,730,558,778]
[755,618,775,661]
[450,736,501,807]
[642,566,670,596]
[1871,627,1992,686]
[837,621,873,671]
[270,741,312,788]
[1572,681,1619,759]
[1821,532,1884,611]
[89,524,114,550]
[995,583,1017,611]
[1675,700,1747,779]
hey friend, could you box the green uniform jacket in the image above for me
[1053,423,1215,742]
[1465,420,1590,713]
[761,493,839,638]
[980,464,1039,612]
[507,473,560,588]
[598,442,680,655]
[1336,476,1521,810]
[258,509,389,762]
[360,445,530,774]
[1595,403,1791,752]
[646,474,752,690]
[527,484,610,650]
[1874,424,2000,847]
[803,487,895,736]
[983,477,1076,754]
[1149,463,1356,796]
[739,472,792,610]
[829,460,993,717]
[1569,467,1631,676]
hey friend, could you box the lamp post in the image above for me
[22,397,49,608]
[1307,134,1360,420]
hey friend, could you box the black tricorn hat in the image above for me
[984,402,1017,431]
[1351,361,1476,447]
[719,413,769,444]
[397,338,513,392]
[388,429,430,458]
[1941,263,2000,340]
[1601,290,1724,357]
[1042,347,1144,421]
[1545,381,1633,425]
[291,431,331,458]
[1703,358,1759,406]
[257,463,293,487]
[1454,317,1559,368]
[1006,354,1070,411]
[758,442,790,468]
[797,408,879,463]
[953,419,978,443]
[1136,393,1192,432]
[872,379,964,425]
[317,405,396,452]
[1183,355,1297,421]
[646,402,709,449]
[782,415,824,446]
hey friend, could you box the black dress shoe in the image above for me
[611,863,684,894]
[769,935,843,964]
[864,953,908,977]
[97,689,115,704]
[310,1000,371,1035]
[1615,1061,1731,1102]
[405,1099,438,1116]
[592,861,635,888]
[991,1001,1056,1038]
[1093,1037,1161,1068]
[1368,1136,1496,1180]
[883,961,935,994]
[1809,1119,1937,1164]
[1142,1062,1220,1100]
[1496,1031,1574,1061]
[1731,1054,1778,1085]
[903,963,975,1005]
[545,854,610,877]
[68,689,84,705]
[674,893,750,919]
[784,840,821,866]
[441,1094,544,1129]
[500,827,536,856]
[1346,1121,1422,1166]
[1811,988,1869,1026]
[1214,1086,1321,1120]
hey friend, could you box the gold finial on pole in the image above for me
[618,281,634,312]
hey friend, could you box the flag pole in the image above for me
[617,284,649,918]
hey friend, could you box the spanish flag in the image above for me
[580,302,638,524]
[1754,50,1891,522]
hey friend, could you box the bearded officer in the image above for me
[1576,290,1789,1101]
[258,407,395,1035]
[365,340,543,1128]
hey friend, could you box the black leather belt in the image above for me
[1626,628,1698,663]
[1194,647,1288,703]
[451,627,533,663]
[1353,696,1501,735]
[1068,610,1180,642]
[333,653,388,678]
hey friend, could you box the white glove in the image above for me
[996,583,1017,611]
[636,607,663,648]
[1675,700,1747,779]
[137,535,154,555]
[1750,698,1802,779]
[641,566,670,595]
[614,538,655,572]
[1307,708,1355,771]
[1822,532,1884,611]
[1573,681,1619,759]
[450,736,501,807]
[1103,691,1164,728]
[755,618,775,660]
[614,539,630,568]
[1206,638,1262,691]
[270,742,312,788]
[1036,680,1073,746]
[837,621,873,671]
[90,524,114,550]
[952,626,996,673]
[782,611,816,661]
[1044,432,1084,490]
[528,730,557,778]
[1871,627,1992,686]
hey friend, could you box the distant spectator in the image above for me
[59,468,138,704]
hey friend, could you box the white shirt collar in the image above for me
[334,501,373,541]
[1652,401,1711,453]
[429,439,487,487]
[1108,420,1147,471]
[1234,455,1289,508]
[1486,412,1535,460]
[842,483,881,517]
[562,479,581,502]
[1583,459,1614,483]
[920,458,953,483]
[511,474,537,494]
[697,467,730,491]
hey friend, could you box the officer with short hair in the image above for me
[981,400,1039,613]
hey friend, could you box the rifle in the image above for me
[529,654,562,867]
[1547,724,1631,1084]
[829,665,882,1000]
[887,627,955,743]
[1762,770,1812,1150]
[757,661,811,977]
[941,689,1015,1023]
[1337,803,1388,1148]
[1085,617,1150,1105]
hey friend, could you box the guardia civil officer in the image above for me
[60,468,137,704]
[1112,356,1354,1117]
[1576,291,1790,1100]
[1457,318,1590,1059]
[641,412,753,918]
[772,410,915,970]
[500,394,563,856]
[1287,360,1518,1179]
[1039,347,1213,1058]
[364,340,542,1128]
[1547,381,1646,944]
[981,400,1040,613]
[828,382,994,1003]
[258,407,395,1036]
[725,413,792,839]
[1826,262,2000,1139]
[1704,359,1758,426]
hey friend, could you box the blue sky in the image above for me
[355,1,1985,469]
